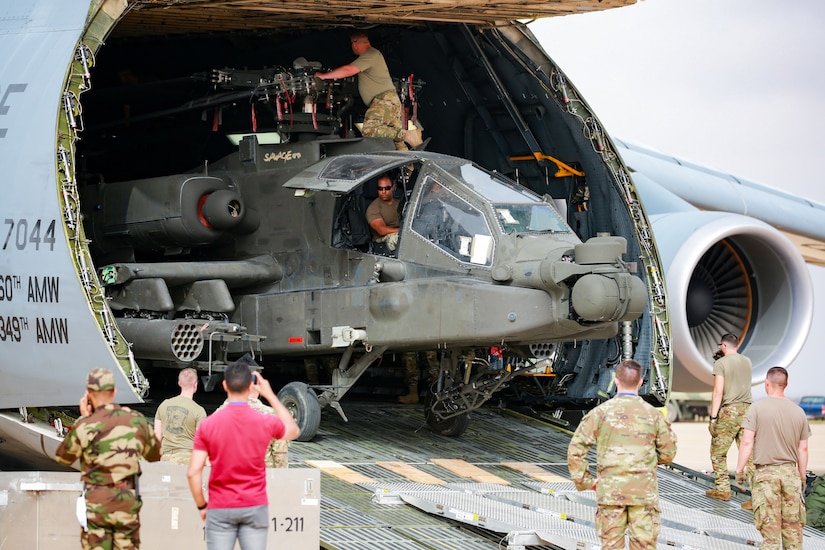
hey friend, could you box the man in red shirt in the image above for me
[187,360,300,549]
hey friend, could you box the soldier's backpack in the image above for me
[808,474,825,531]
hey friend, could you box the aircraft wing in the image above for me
[618,139,825,266]
[615,138,820,392]
[0,1,144,407]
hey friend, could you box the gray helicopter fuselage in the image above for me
[86,136,645,361]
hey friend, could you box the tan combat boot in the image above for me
[705,489,731,501]
[398,384,419,404]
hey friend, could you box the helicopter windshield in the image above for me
[411,175,493,266]
[455,163,570,234]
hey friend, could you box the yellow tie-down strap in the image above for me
[510,153,585,178]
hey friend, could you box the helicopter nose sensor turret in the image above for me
[499,234,646,324]
[568,236,647,322]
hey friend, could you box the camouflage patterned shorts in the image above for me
[362,90,405,149]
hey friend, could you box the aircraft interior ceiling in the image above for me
[115,0,636,37]
[82,23,579,191]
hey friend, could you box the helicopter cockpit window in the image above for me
[455,163,569,234]
[493,203,568,234]
[411,176,493,266]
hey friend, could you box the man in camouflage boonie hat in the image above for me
[56,368,160,549]
[86,367,116,392]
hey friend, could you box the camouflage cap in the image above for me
[86,368,115,391]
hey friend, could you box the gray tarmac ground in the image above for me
[671,420,825,474]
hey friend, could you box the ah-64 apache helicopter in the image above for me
[0,0,672,451]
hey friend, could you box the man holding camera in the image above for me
[187,360,300,549]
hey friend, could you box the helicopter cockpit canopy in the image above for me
[282,151,426,193]
[284,151,574,267]
[441,163,570,235]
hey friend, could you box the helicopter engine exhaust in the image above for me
[91,175,250,252]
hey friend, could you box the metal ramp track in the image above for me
[520,482,763,547]
[363,481,765,549]
[398,488,763,550]
[285,405,825,549]
[522,481,825,549]
[399,490,600,550]
[320,478,501,549]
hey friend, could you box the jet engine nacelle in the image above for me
[650,211,814,391]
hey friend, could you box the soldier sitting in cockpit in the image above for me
[365,174,401,253]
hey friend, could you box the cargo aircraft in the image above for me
[0,0,820,466]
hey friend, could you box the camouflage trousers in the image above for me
[83,485,142,550]
[374,231,399,251]
[160,450,191,466]
[595,503,661,550]
[362,90,406,150]
[710,402,754,492]
[752,463,806,550]
[403,351,441,387]
[266,438,289,468]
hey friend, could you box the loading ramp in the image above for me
[288,402,825,549]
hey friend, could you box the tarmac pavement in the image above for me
[671,420,825,474]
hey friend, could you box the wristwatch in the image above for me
[197,502,208,510]
[709,415,718,421]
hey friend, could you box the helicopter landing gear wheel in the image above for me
[424,395,470,437]
[278,381,321,442]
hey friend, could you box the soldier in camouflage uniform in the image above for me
[216,382,289,468]
[707,333,754,503]
[568,359,678,549]
[399,350,440,404]
[735,367,810,550]
[55,368,161,550]
[154,367,206,466]
[315,31,423,150]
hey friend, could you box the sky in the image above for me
[529,0,825,399]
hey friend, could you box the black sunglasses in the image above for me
[377,185,393,191]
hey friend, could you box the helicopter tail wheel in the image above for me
[278,381,321,442]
